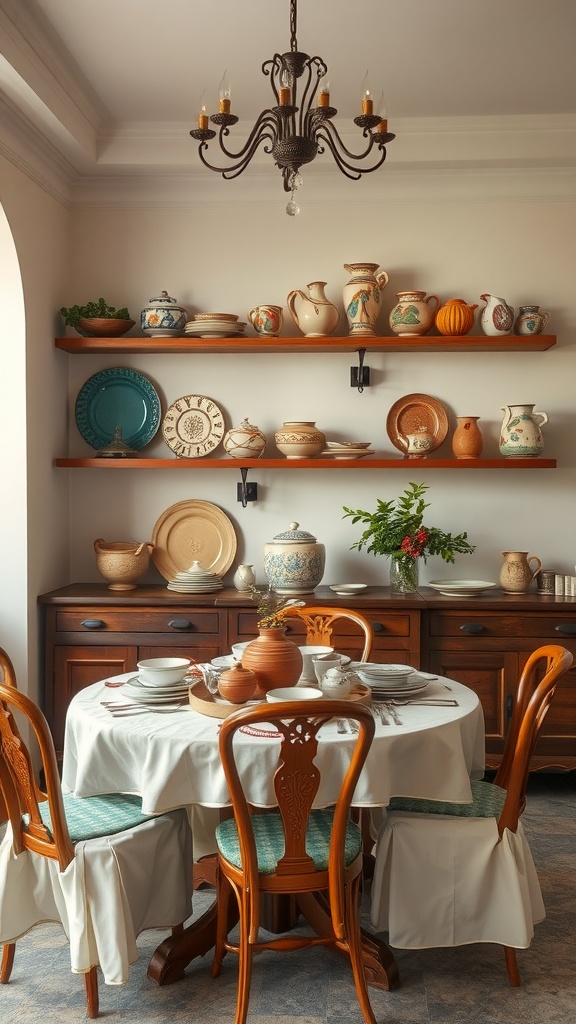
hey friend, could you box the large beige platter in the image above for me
[151,499,237,581]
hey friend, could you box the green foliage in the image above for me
[343,481,475,564]
[59,298,131,326]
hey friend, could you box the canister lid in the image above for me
[270,522,317,544]
[147,290,179,305]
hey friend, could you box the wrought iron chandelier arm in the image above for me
[213,110,280,162]
[314,122,389,179]
[197,117,280,180]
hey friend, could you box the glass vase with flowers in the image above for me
[343,482,475,593]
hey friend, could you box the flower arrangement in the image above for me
[343,482,475,591]
[247,585,304,628]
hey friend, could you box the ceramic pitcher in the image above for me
[479,293,515,336]
[499,404,548,457]
[499,551,542,593]
[287,281,339,337]
[342,263,389,337]
[514,305,551,336]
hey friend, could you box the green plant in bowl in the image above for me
[59,298,134,337]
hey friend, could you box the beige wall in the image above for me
[60,172,576,588]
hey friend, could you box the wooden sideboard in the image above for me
[39,584,576,769]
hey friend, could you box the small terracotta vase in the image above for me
[452,416,483,459]
[241,627,303,698]
[217,662,257,703]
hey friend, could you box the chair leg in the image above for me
[344,877,377,1024]
[504,946,521,986]
[212,869,231,978]
[84,965,99,1018]
[0,943,15,983]
[234,890,254,1024]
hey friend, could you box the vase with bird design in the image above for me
[342,262,389,337]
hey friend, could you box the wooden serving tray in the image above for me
[188,678,371,719]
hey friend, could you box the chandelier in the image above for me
[189,0,395,215]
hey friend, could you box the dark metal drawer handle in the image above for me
[81,619,105,630]
[555,623,576,636]
[169,619,193,630]
[459,623,486,635]
[371,622,384,632]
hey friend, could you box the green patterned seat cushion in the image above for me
[387,780,507,819]
[215,808,362,874]
[37,793,157,844]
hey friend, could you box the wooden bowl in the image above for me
[76,318,135,337]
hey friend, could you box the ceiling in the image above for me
[1,0,575,179]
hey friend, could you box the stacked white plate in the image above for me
[184,314,246,338]
[427,579,497,598]
[167,560,223,593]
[122,675,191,704]
[321,443,375,460]
[353,663,429,697]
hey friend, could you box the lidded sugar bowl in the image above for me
[263,521,325,595]
[140,290,187,337]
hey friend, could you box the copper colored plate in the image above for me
[386,393,449,454]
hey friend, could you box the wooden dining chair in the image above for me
[212,699,377,1024]
[0,679,192,1018]
[283,604,374,662]
[370,643,573,986]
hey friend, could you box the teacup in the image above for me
[298,645,334,683]
[312,653,351,686]
[247,304,283,337]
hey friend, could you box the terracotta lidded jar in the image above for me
[435,298,478,336]
[389,290,440,337]
[264,521,326,595]
[452,416,483,459]
[217,661,257,703]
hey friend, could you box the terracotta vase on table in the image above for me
[241,627,303,698]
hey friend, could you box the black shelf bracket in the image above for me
[351,348,370,392]
[237,466,258,507]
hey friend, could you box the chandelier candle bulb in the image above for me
[198,106,208,130]
[279,87,291,105]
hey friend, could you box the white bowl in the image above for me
[329,583,368,597]
[211,655,235,670]
[231,641,252,660]
[266,687,324,703]
[136,657,191,686]
[298,645,334,682]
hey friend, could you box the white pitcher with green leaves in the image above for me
[499,404,548,457]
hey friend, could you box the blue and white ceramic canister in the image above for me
[140,290,187,337]
[264,521,325,595]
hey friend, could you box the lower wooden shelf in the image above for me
[54,457,557,469]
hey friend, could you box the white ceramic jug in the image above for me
[479,293,514,336]
[287,281,339,337]
[499,404,548,457]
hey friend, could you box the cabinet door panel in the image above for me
[52,645,136,753]
[427,649,516,761]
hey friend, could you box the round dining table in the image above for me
[62,671,486,991]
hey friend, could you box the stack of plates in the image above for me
[322,441,375,460]
[184,314,246,338]
[167,560,224,593]
[122,675,191,704]
[353,663,429,697]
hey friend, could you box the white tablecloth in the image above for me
[62,674,485,858]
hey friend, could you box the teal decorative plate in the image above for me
[75,368,161,450]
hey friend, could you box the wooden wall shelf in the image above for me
[55,335,557,355]
[54,457,557,470]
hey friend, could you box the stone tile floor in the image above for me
[1,774,574,1023]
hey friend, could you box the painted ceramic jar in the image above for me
[247,304,283,337]
[405,426,435,458]
[499,404,548,457]
[435,298,478,336]
[479,293,514,336]
[263,521,326,595]
[140,290,187,337]
[389,290,440,337]
[514,305,551,336]
[223,418,267,459]
[499,551,542,594]
[287,281,340,337]
[342,263,389,337]
[274,421,326,459]
[452,416,483,459]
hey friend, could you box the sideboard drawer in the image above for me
[428,611,576,640]
[55,608,223,636]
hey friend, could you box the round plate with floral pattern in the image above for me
[162,394,225,458]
